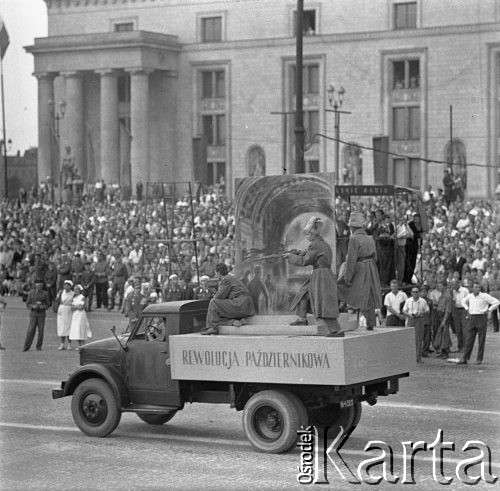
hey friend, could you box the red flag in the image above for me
[0,16,9,60]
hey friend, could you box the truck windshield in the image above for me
[133,317,167,342]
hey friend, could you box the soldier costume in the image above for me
[287,217,341,337]
[338,211,382,330]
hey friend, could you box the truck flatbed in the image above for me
[171,326,416,386]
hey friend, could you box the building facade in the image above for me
[27,0,500,197]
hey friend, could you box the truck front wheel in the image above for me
[309,402,361,439]
[137,411,177,425]
[243,390,301,453]
[71,378,121,437]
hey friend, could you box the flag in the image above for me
[0,16,9,60]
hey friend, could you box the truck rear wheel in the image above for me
[309,402,361,439]
[243,390,301,453]
[137,411,177,425]
[71,378,121,437]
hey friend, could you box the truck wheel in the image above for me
[71,378,121,437]
[308,402,356,440]
[137,411,177,425]
[276,390,308,428]
[243,390,301,453]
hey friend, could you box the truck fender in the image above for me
[61,364,129,408]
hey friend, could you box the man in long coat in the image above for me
[338,211,382,330]
[203,263,255,335]
[287,217,342,337]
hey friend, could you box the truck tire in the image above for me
[243,390,301,454]
[137,411,177,425]
[276,390,308,428]
[308,402,357,440]
[71,378,121,437]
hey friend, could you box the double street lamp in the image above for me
[326,85,351,184]
[47,99,66,203]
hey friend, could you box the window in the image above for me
[118,74,131,103]
[133,316,167,341]
[202,16,222,42]
[392,60,419,89]
[393,106,420,140]
[409,158,420,188]
[394,2,417,29]
[207,162,226,187]
[114,22,134,32]
[201,71,225,99]
[293,9,317,35]
[393,158,420,187]
[202,114,226,145]
[291,64,319,94]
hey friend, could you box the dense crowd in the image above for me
[0,184,233,311]
[1,178,500,357]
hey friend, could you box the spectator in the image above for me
[403,286,430,363]
[69,284,92,349]
[55,280,74,350]
[457,282,499,365]
[23,279,50,352]
[384,280,407,327]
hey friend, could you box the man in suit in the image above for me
[451,247,466,280]
[23,279,50,351]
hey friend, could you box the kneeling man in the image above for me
[203,263,255,335]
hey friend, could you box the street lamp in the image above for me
[326,85,350,184]
[1,138,12,199]
[47,99,66,203]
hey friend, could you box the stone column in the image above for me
[98,70,120,184]
[36,72,55,185]
[129,69,151,195]
[63,71,84,176]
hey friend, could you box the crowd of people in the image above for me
[0,176,499,362]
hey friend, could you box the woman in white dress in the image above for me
[57,280,74,350]
[69,284,92,349]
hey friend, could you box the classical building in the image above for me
[26,0,500,197]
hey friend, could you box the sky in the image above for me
[0,0,47,155]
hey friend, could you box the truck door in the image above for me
[125,315,180,406]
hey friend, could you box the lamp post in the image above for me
[326,85,351,185]
[47,99,66,203]
[1,138,12,198]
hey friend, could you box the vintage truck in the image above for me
[52,299,416,453]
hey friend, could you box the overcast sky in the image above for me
[0,0,47,155]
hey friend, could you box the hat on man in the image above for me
[63,280,74,287]
[304,216,323,235]
[158,243,165,248]
[74,284,83,291]
[200,275,210,281]
[169,274,178,281]
[348,211,365,228]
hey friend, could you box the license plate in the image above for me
[340,399,354,408]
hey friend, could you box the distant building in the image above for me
[7,148,38,199]
[26,0,500,197]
